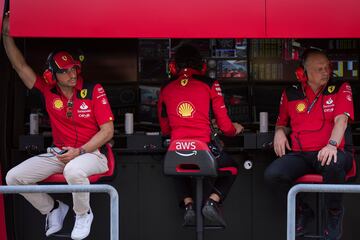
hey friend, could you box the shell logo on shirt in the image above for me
[296,102,307,113]
[180,79,188,86]
[177,101,195,118]
[53,99,64,110]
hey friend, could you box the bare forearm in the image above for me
[3,35,26,72]
[329,115,348,145]
[81,123,114,153]
[275,126,290,135]
[3,35,36,89]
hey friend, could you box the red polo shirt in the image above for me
[158,69,236,143]
[34,75,114,148]
[276,81,354,151]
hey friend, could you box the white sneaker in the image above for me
[71,209,94,240]
[45,200,69,236]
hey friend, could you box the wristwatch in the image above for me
[328,139,338,148]
[79,147,86,155]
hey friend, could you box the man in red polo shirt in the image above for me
[264,49,353,240]
[158,44,243,226]
[2,15,114,240]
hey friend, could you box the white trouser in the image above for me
[6,148,108,215]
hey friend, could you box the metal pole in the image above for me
[196,178,204,240]
[0,184,119,240]
[287,184,360,240]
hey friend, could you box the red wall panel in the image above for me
[11,0,265,38]
[266,0,360,38]
[0,3,8,239]
[0,0,3,34]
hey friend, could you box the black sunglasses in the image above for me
[66,100,73,118]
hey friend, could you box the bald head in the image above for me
[303,51,329,70]
[304,51,331,91]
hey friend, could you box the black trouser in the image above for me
[264,150,353,209]
[173,148,239,207]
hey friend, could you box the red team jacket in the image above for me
[34,75,114,148]
[158,69,236,143]
[276,79,354,152]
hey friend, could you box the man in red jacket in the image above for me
[2,14,114,240]
[264,49,353,240]
[158,44,243,226]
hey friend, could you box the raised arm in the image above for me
[2,13,37,89]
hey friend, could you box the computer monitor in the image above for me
[216,60,247,79]
[138,85,160,124]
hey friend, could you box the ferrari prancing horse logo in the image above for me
[180,79,188,86]
[327,85,335,93]
[80,89,87,98]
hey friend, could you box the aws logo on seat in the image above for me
[177,101,195,118]
[175,141,197,157]
[175,141,196,150]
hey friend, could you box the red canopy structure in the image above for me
[0,1,7,236]
[9,0,360,38]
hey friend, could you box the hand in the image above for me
[2,12,10,35]
[233,122,244,135]
[273,128,291,157]
[56,147,80,164]
[211,119,219,130]
[317,145,337,166]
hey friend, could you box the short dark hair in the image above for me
[174,44,203,70]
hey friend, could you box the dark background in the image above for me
[1,38,360,240]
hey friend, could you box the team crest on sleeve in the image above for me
[177,101,195,118]
[180,79,188,86]
[53,98,64,110]
[97,87,105,94]
[327,85,335,93]
[296,102,307,113]
[80,89,88,98]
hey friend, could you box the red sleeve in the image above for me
[157,89,171,136]
[333,82,354,120]
[92,84,114,126]
[276,90,289,127]
[210,81,236,136]
[33,75,47,93]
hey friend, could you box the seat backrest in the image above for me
[104,143,115,176]
[343,126,357,181]
[345,155,357,182]
[164,139,218,177]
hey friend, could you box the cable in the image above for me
[295,89,326,151]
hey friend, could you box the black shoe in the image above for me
[295,205,314,237]
[202,199,226,227]
[183,203,195,226]
[324,206,344,240]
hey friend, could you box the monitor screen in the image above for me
[211,39,247,58]
[216,60,247,79]
[138,85,160,124]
